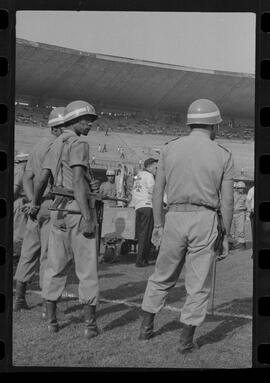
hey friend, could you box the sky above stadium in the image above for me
[16,11,255,74]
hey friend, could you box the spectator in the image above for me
[132,157,158,267]
[246,185,254,257]
[98,144,101,152]
[91,155,96,165]
[120,148,125,160]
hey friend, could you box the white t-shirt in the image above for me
[246,186,254,212]
[132,170,155,210]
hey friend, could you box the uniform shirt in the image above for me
[233,191,247,212]
[100,181,117,206]
[132,170,155,210]
[43,130,90,190]
[246,186,254,212]
[26,136,55,193]
[158,130,234,209]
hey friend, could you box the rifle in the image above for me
[49,186,129,214]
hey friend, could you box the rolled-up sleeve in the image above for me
[69,141,89,168]
[223,152,235,181]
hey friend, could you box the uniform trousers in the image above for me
[13,197,28,245]
[14,199,51,289]
[135,207,154,264]
[231,211,246,244]
[142,209,218,327]
[42,200,99,305]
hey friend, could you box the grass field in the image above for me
[13,124,254,369]
[12,221,253,369]
[15,124,254,180]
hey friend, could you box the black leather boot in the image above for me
[46,300,59,333]
[83,305,100,339]
[13,281,29,311]
[178,324,198,354]
[138,311,155,340]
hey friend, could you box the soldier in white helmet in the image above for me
[99,169,117,206]
[31,100,100,338]
[14,107,65,313]
[138,99,234,353]
[230,181,247,250]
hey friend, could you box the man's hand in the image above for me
[216,235,229,261]
[20,202,32,214]
[27,203,40,220]
[90,179,100,193]
[151,227,164,249]
[79,217,96,238]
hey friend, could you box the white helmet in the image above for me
[64,100,98,123]
[48,107,65,128]
[106,169,115,176]
[237,181,246,189]
[15,152,29,163]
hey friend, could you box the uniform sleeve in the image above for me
[42,145,56,172]
[69,141,89,168]
[223,151,235,181]
[158,146,166,172]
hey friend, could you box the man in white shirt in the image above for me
[132,157,158,267]
[246,185,254,257]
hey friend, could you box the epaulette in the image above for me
[164,136,181,145]
[217,143,231,153]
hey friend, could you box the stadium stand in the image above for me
[15,104,254,141]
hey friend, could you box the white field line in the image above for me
[21,289,252,321]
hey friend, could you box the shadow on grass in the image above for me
[215,297,252,317]
[154,320,183,338]
[101,280,148,300]
[61,303,129,330]
[102,307,141,332]
[196,317,250,348]
[152,297,252,346]
[101,280,186,305]
[99,273,124,279]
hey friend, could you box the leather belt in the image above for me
[168,203,217,212]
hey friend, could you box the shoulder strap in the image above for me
[52,135,79,187]
[217,143,231,154]
[165,136,181,145]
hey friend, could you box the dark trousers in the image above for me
[135,207,154,264]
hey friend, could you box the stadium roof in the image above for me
[16,38,255,120]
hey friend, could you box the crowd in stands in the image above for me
[15,103,254,141]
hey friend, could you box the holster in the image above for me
[214,210,226,256]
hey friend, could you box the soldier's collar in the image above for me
[190,129,211,138]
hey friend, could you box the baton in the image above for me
[210,257,217,316]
